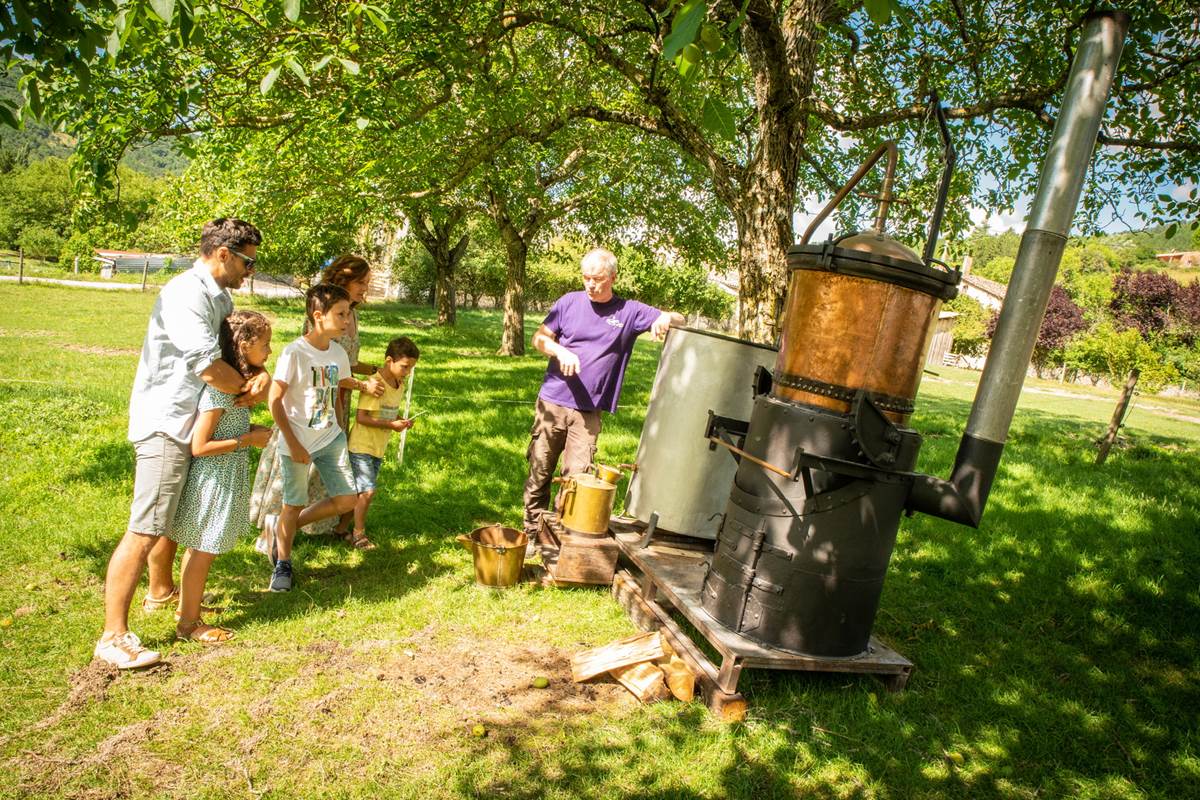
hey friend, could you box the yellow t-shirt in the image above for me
[347,371,406,458]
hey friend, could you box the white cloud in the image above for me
[792,201,839,243]
[1171,182,1195,202]
[968,204,1027,234]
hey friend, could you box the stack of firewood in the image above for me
[571,631,695,703]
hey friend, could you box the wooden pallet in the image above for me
[609,520,913,719]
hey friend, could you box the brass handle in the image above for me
[707,436,792,479]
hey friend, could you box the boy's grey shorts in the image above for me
[127,433,192,537]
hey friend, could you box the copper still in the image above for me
[699,7,1129,660]
[701,109,961,657]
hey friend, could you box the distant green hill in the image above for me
[0,73,188,176]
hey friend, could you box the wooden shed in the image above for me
[925,310,959,368]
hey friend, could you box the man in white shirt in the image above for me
[94,218,270,669]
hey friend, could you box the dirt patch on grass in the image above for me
[369,634,631,720]
[9,708,187,798]
[62,342,140,357]
[24,660,121,734]
[7,632,641,795]
[0,327,56,339]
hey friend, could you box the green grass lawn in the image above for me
[0,284,1197,799]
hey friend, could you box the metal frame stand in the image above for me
[609,520,913,719]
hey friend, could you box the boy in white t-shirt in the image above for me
[262,283,376,592]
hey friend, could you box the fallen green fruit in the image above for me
[532,676,549,689]
[471,724,487,738]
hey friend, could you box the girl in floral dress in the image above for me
[172,310,274,643]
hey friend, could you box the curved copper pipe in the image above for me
[801,141,898,244]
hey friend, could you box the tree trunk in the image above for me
[1096,368,1140,465]
[733,164,798,343]
[487,185,535,357]
[723,1,825,341]
[406,203,469,327]
[497,230,529,356]
[435,231,469,326]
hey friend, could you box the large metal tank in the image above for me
[626,327,777,539]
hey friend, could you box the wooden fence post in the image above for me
[73,255,79,274]
[141,257,150,292]
[18,247,24,285]
[1096,368,1140,465]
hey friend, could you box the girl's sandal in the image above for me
[176,620,235,645]
[339,529,376,551]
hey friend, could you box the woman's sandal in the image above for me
[176,619,235,645]
[339,529,376,551]
[142,588,222,618]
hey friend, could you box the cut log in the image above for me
[571,631,667,682]
[658,655,696,702]
[610,661,671,703]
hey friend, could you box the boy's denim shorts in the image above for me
[279,432,356,506]
[349,452,383,493]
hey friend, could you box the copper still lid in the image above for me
[836,231,923,265]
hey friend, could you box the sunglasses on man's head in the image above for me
[229,248,257,271]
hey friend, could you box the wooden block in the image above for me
[537,513,562,549]
[571,631,667,682]
[657,655,696,702]
[612,569,659,631]
[610,661,671,703]
[553,532,620,585]
[711,692,748,722]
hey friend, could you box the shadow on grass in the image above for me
[455,392,1199,798]
[11,299,1199,798]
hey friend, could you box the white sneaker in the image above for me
[94,631,160,669]
[256,514,278,564]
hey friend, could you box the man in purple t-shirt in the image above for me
[522,247,684,542]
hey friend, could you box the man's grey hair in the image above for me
[581,247,618,277]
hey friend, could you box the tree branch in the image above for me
[512,10,743,206]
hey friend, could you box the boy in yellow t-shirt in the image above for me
[339,337,420,550]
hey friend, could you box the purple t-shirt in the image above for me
[538,292,661,413]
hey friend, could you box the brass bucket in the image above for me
[456,524,527,588]
[557,474,616,535]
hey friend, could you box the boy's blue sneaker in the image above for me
[269,559,293,593]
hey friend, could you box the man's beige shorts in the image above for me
[127,433,192,537]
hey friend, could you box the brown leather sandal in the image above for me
[176,619,235,644]
[339,529,377,550]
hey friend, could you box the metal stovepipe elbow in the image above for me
[907,434,1005,528]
